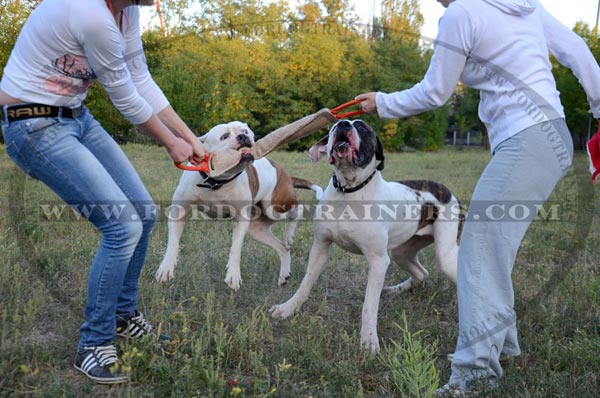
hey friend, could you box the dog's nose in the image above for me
[336,120,352,131]
[236,134,252,148]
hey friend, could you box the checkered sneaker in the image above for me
[73,344,128,384]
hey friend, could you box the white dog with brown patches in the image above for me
[269,119,463,353]
[155,121,322,291]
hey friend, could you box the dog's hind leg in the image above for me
[385,235,433,293]
[248,216,292,286]
[433,222,459,284]
[283,205,304,249]
[155,203,191,282]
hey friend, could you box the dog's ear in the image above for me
[308,135,329,163]
[198,133,208,144]
[376,135,385,171]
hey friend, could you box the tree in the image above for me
[552,22,599,149]
[0,0,38,77]
[378,0,423,46]
[0,0,39,144]
[365,0,448,150]
[153,0,198,35]
[450,84,487,148]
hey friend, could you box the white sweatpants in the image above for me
[449,118,573,389]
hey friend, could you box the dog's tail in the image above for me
[456,199,466,245]
[292,177,323,201]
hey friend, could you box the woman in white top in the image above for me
[357,0,600,395]
[0,0,206,384]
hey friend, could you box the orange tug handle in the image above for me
[174,153,211,172]
[331,99,365,119]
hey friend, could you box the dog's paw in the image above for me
[277,253,292,286]
[268,302,297,319]
[360,333,380,355]
[224,273,243,291]
[278,273,291,287]
[383,279,413,294]
[155,267,174,282]
[284,236,294,250]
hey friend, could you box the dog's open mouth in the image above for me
[239,147,254,163]
[330,131,359,165]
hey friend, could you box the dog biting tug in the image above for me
[195,108,338,177]
[155,121,325,291]
[269,119,464,354]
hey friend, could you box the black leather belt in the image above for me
[1,103,83,123]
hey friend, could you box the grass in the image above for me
[0,144,599,397]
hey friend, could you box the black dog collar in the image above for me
[332,170,377,194]
[196,171,243,190]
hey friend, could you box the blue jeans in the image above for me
[1,107,157,350]
[449,119,573,389]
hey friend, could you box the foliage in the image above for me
[380,312,440,398]
[0,0,38,77]
[552,22,599,149]
[449,85,488,149]
[1,1,600,151]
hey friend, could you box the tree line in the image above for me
[1,0,598,151]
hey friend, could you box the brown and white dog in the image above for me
[269,119,463,353]
[155,121,322,291]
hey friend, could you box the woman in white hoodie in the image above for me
[357,0,600,395]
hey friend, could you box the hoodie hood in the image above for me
[482,0,536,16]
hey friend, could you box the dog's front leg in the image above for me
[361,253,390,354]
[269,238,331,318]
[156,203,191,282]
[224,219,251,291]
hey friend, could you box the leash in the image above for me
[173,99,366,172]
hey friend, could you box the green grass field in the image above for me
[0,144,598,398]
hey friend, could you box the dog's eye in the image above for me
[220,133,231,141]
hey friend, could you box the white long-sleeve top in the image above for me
[0,0,169,125]
[376,0,600,152]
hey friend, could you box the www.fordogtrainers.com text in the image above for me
[30,200,569,223]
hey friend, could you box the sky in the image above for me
[142,0,600,38]
[356,0,600,40]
